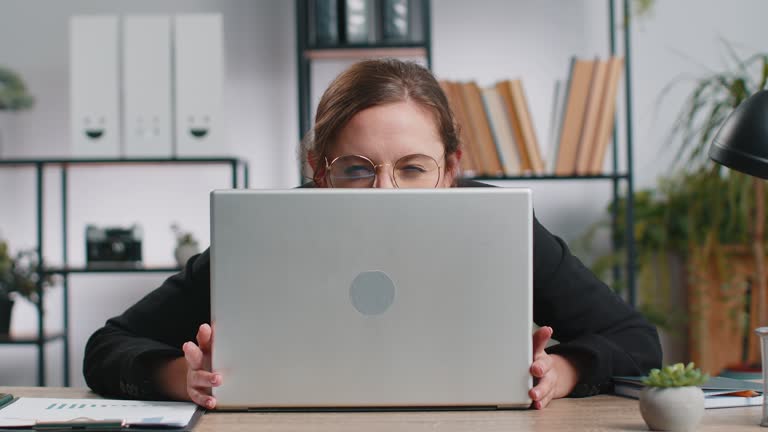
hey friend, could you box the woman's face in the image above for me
[323,101,457,189]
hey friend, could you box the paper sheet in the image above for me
[0,397,198,428]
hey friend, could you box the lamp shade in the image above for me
[709,89,768,179]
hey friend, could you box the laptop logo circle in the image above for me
[349,271,395,316]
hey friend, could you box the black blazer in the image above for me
[83,180,661,399]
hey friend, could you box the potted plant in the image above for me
[0,66,34,157]
[171,223,200,268]
[0,240,46,336]
[639,363,708,431]
[586,49,768,374]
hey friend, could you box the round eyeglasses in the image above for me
[325,153,443,188]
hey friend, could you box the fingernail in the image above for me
[211,374,221,385]
[531,390,539,400]
[207,398,215,409]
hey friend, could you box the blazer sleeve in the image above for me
[533,217,662,397]
[83,249,211,399]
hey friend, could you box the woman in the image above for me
[84,59,661,410]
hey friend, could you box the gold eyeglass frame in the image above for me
[324,153,444,189]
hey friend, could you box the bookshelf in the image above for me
[295,0,638,306]
[295,0,432,178]
[0,157,249,386]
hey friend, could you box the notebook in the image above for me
[0,396,201,431]
[613,376,764,409]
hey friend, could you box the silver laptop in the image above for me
[210,188,533,410]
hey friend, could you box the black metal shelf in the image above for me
[0,157,243,165]
[305,46,427,61]
[467,174,629,181]
[306,41,427,51]
[0,157,248,386]
[44,266,182,275]
[0,332,66,345]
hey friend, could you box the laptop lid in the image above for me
[210,188,532,409]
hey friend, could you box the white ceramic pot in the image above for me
[639,386,705,431]
[174,243,200,268]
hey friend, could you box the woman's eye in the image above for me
[343,165,374,177]
[400,165,427,173]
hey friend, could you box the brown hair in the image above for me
[303,58,460,185]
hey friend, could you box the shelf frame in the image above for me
[0,157,248,386]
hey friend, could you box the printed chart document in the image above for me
[0,397,199,429]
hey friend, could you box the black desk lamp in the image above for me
[709,90,768,404]
[710,89,768,179]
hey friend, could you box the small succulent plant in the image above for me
[171,223,198,247]
[642,363,709,388]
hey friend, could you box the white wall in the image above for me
[1,0,768,386]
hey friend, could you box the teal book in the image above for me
[613,376,763,409]
[314,0,339,46]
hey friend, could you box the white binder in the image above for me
[70,15,121,157]
[122,15,173,158]
[173,14,224,156]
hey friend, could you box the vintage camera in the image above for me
[86,225,143,268]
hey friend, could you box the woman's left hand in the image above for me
[528,326,580,409]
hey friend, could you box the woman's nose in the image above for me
[373,168,395,189]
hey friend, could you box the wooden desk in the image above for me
[1,386,763,431]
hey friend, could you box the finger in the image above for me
[529,371,556,403]
[188,386,217,409]
[539,393,554,409]
[536,392,555,410]
[530,354,554,378]
[183,341,204,370]
[189,370,223,388]
[197,324,213,353]
[532,326,553,356]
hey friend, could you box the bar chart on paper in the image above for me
[0,397,198,428]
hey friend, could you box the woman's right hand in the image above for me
[181,323,222,408]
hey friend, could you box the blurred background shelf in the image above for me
[466,173,629,181]
[43,266,182,275]
[0,157,247,386]
[0,332,66,345]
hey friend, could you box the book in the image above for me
[381,0,410,42]
[462,81,504,176]
[575,58,608,175]
[506,80,544,174]
[588,56,624,174]
[341,0,375,44]
[496,81,532,173]
[555,57,594,176]
[547,79,565,174]
[314,0,340,45]
[481,86,521,176]
[613,376,763,409]
[439,80,478,175]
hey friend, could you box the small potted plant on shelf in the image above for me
[171,223,200,268]
[0,66,35,157]
[639,363,708,431]
[0,239,47,336]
